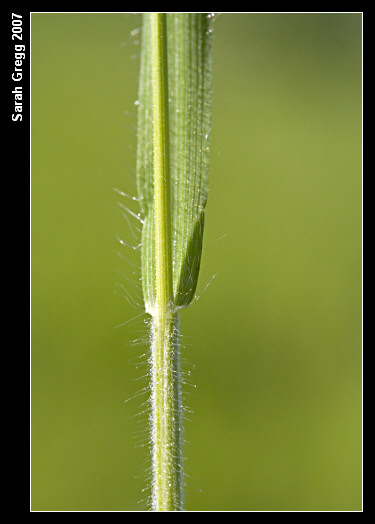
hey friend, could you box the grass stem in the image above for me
[150,13,182,511]
[136,12,214,510]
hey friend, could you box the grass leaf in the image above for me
[137,13,213,313]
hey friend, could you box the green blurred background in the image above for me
[31,13,362,511]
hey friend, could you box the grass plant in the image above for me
[136,12,214,511]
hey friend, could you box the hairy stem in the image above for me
[150,13,183,511]
[151,314,183,510]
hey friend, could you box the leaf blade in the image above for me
[136,13,214,313]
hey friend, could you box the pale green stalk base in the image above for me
[150,314,183,511]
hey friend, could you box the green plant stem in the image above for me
[136,12,213,510]
[150,13,183,511]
